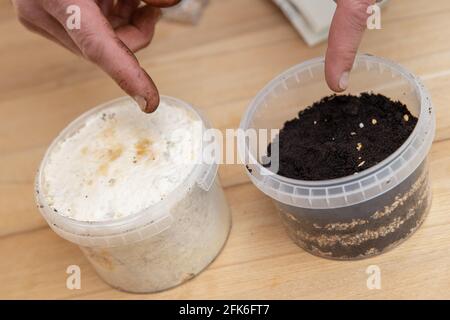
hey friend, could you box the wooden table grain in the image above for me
[1,0,450,299]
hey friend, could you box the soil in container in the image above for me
[265,93,430,259]
[266,93,418,180]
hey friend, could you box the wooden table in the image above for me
[1,0,450,299]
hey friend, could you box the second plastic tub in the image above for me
[239,54,435,260]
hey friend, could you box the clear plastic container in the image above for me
[239,54,435,260]
[35,96,231,292]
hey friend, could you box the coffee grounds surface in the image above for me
[267,93,418,180]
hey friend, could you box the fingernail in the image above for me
[339,72,350,91]
[134,95,147,112]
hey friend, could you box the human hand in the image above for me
[12,0,181,113]
[326,0,375,92]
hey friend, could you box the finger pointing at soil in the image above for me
[326,0,375,92]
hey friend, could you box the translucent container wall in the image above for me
[239,54,435,259]
[36,96,232,292]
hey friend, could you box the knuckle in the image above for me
[79,32,104,62]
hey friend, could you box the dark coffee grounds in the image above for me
[267,93,418,180]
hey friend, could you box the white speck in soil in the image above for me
[356,142,363,151]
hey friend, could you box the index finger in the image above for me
[325,0,375,92]
[42,0,159,112]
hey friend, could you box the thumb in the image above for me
[325,0,375,92]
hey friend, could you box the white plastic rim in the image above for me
[239,54,436,209]
[35,95,218,248]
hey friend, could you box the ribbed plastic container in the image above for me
[35,96,231,292]
[239,54,435,260]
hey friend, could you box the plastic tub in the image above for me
[239,54,435,260]
[35,96,231,292]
